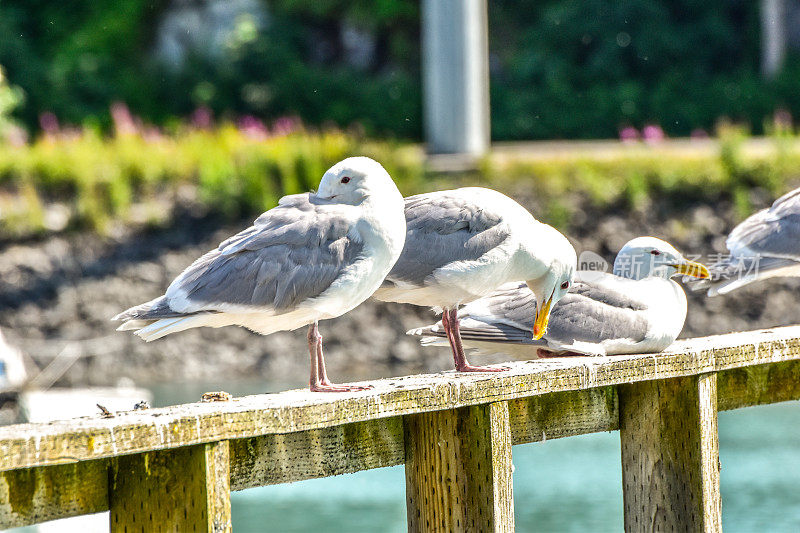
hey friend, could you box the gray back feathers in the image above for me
[428,278,649,346]
[170,193,364,312]
[727,186,800,260]
[385,191,511,285]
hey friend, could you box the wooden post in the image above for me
[421,0,490,155]
[109,441,231,532]
[404,402,514,532]
[762,0,786,79]
[619,375,721,532]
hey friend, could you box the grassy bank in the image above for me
[2,127,800,240]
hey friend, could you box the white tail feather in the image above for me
[116,320,151,332]
[135,316,209,342]
[707,275,759,297]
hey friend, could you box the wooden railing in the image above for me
[2,326,800,531]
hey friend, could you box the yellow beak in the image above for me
[532,296,553,340]
[673,260,711,279]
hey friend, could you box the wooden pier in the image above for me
[2,325,800,531]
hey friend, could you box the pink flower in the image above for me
[190,107,213,130]
[39,112,60,136]
[272,115,302,136]
[142,126,164,143]
[237,115,268,140]
[4,125,28,147]
[642,124,665,144]
[773,108,793,132]
[690,128,709,139]
[110,101,138,136]
[619,126,639,143]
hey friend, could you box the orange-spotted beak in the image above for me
[532,296,553,340]
[673,260,711,279]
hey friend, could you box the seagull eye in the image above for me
[650,250,661,256]
[560,281,570,290]
[340,176,351,184]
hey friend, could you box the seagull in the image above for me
[408,237,710,357]
[698,187,800,296]
[113,157,406,392]
[373,187,576,371]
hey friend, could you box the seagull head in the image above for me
[613,236,710,281]
[316,156,399,205]
[524,227,577,339]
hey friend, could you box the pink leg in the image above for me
[443,308,509,372]
[307,322,372,392]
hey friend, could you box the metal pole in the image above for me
[762,0,786,79]
[421,0,490,155]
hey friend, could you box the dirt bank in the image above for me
[2,191,799,387]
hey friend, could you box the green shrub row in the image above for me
[0,127,424,238]
[2,129,800,240]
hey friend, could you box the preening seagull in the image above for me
[698,187,800,296]
[373,187,577,371]
[113,157,406,392]
[408,237,710,357]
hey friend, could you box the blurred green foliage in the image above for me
[0,1,798,140]
[0,127,424,237]
[2,126,799,240]
[490,0,800,139]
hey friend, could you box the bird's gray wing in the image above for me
[385,191,512,285]
[407,282,538,345]
[447,279,649,346]
[412,276,649,347]
[459,282,536,330]
[544,280,649,345]
[726,187,800,260]
[167,193,364,313]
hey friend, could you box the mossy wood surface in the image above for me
[109,441,231,532]
[2,328,800,528]
[3,326,800,474]
[404,402,514,532]
[619,375,722,532]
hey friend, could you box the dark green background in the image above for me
[1,0,796,140]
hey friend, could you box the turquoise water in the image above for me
[162,381,795,532]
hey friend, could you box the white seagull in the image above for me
[114,157,406,392]
[699,187,800,296]
[409,237,710,357]
[373,187,576,371]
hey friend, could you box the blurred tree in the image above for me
[0,0,798,141]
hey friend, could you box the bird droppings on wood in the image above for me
[201,391,232,402]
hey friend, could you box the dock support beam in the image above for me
[404,402,514,532]
[421,0,490,155]
[109,441,232,532]
[619,374,722,532]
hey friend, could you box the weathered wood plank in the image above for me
[0,459,108,529]
[619,375,722,532]
[405,402,514,532]
[4,362,800,529]
[3,326,800,472]
[509,386,618,445]
[109,441,231,532]
[230,417,405,490]
[717,360,800,410]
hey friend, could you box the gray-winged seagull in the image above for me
[698,187,800,296]
[373,187,577,371]
[114,157,406,392]
[409,237,710,357]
